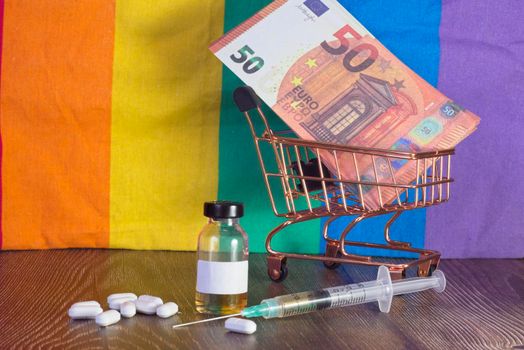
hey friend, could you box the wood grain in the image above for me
[0,250,522,349]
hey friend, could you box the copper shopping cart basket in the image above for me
[233,86,454,281]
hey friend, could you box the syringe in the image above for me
[173,266,445,328]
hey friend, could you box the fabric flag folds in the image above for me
[0,0,521,258]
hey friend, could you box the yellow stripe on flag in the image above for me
[110,0,224,249]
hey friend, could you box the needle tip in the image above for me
[172,313,243,329]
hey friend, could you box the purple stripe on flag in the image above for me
[428,0,524,258]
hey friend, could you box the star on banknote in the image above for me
[290,101,301,110]
[305,58,318,68]
[392,79,405,90]
[291,76,303,86]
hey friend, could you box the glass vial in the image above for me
[195,201,248,315]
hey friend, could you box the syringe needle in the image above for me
[172,313,242,329]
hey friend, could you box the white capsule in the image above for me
[135,300,159,315]
[225,318,257,335]
[68,305,103,320]
[138,295,163,306]
[156,302,179,318]
[96,310,121,327]
[109,296,136,310]
[107,293,137,304]
[70,301,100,308]
[120,301,136,318]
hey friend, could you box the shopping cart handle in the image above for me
[234,86,260,112]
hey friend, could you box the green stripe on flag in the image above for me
[218,0,321,254]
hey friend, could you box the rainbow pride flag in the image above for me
[1,1,522,258]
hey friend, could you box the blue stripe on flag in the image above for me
[320,0,442,257]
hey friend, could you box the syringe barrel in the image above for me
[260,281,387,319]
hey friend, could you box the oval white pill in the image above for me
[96,310,121,327]
[68,305,103,320]
[107,293,137,304]
[225,318,257,335]
[156,302,179,318]
[71,301,100,308]
[135,300,159,315]
[109,296,136,310]
[120,301,136,318]
[138,295,163,306]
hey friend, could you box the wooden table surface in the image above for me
[0,250,522,349]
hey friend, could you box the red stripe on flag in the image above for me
[0,0,5,250]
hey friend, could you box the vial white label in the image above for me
[196,260,248,295]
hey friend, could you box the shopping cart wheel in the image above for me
[323,242,341,269]
[267,256,288,282]
[323,252,342,269]
[268,264,288,282]
[323,260,341,269]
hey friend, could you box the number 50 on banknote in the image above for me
[210,0,479,209]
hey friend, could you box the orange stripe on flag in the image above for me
[0,0,115,249]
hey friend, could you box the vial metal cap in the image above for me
[204,201,244,219]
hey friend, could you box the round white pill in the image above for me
[225,318,257,335]
[70,301,100,308]
[138,295,163,306]
[109,296,136,310]
[135,300,159,315]
[107,293,137,304]
[96,310,121,327]
[120,301,136,318]
[68,305,103,320]
[156,302,179,318]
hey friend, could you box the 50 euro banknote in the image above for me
[210,0,480,210]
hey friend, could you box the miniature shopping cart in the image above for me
[233,86,455,281]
